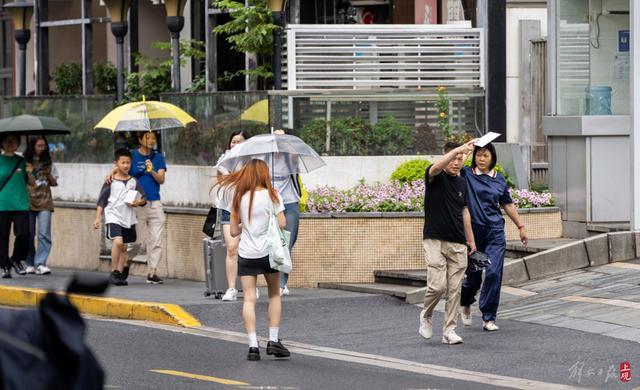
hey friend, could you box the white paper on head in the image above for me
[475,132,501,148]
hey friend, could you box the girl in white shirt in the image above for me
[217,158,290,361]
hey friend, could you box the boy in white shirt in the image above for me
[94,148,146,286]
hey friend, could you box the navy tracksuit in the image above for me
[460,166,512,322]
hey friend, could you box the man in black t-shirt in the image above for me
[419,139,477,345]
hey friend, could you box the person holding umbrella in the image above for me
[216,130,326,297]
[127,131,167,285]
[24,136,58,275]
[0,134,35,278]
[0,115,70,278]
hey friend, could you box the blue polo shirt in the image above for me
[131,149,167,201]
[461,166,512,228]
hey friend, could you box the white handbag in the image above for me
[267,201,292,273]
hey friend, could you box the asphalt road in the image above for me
[85,318,510,390]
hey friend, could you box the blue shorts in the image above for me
[106,223,137,244]
[220,209,231,225]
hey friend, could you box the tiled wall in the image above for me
[47,207,563,288]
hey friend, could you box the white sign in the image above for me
[475,132,501,147]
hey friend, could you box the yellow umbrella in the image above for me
[94,98,196,132]
[240,99,269,125]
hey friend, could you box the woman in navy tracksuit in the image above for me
[460,143,528,331]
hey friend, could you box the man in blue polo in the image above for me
[129,131,167,284]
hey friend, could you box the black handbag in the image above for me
[468,250,491,272]
[202,207,217,237]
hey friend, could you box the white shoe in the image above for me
[442,329,463,345]
[418,310,433,340]
[25,266,36,274]
[36,265,51,275]
[461,306,472,326]
[483,321,499,331]
[221,288,238,301]
[256,288,260,300]
[280,286,290,296]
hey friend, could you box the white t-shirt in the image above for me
[97,177,146,228]
[238,189,285,259]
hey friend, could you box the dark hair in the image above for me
[443,141,460,153]
[471,143,497,171]
[227,130,250,149]
[0,134,20,150]
[137,131,158,141]
[114,147,132,161]
[24,135,52,164]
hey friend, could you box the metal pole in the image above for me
[273,11,283,129]
[116,37,124,102]
[631,0,640,230]
[171,32,181,91]
[18,44,26,96]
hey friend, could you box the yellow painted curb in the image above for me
[0,285,201,328]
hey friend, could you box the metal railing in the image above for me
[286,24,485,90]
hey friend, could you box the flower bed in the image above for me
[306,180,554,213]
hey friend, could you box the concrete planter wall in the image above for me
[47,204,562,288]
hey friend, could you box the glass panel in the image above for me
[556,0,630,115]
[159,92,270,166]
[0,96,116,163]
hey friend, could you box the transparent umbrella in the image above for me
[217,134,326,176]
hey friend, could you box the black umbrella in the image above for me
[0,114,71,136]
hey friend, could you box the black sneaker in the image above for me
[12,261,26,275]
[1,268,11,279]
[110,271,128,286]
[146,274,164,284]
[247,347,260,361]
[122,266,130,280]
[266,340,290,358]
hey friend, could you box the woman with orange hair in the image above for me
[217,158,290,361]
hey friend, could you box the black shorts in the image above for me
[106,223,137,244]
[237,255,278,276]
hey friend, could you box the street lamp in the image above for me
[267,0,286,129]
[104,0,132,102]
[164,0,187,92]
[3,1,34,96]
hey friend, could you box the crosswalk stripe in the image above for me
[501,286,538,297]
[150,369,249,385]
[603,262,640,270]
[560,295,640,310]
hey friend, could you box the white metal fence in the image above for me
[285,24,485,90]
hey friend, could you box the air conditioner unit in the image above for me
[602,0,629,15]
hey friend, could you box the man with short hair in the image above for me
[419,139,477,345]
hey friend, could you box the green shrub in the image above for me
[297,115,412,156]
[52,63,82,95]
[93,62,117,95]
[390,159,432,183]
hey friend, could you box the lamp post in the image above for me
[104,0,132,102]
[165,0,187,92]
[4,1,34,96]
[267,0,285,129]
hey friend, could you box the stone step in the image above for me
[506,238,578,258]
[373,270,426,286]
[318,282,426,304]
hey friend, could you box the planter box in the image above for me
[47,205,562,288]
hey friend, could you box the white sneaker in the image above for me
[36,265,51,275]
[442,329,463,345]
[461,306,472,326]
[221,288,238,301]
[280,286,290,296]
[256,288,260,300]
[418,310,433,340]
[483,321,499,331]
[25,266,36,274]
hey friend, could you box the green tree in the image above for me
[212,0,279,84]
[51,63,83,95]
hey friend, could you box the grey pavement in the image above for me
[2,264,640,389]
[85,318,512,390]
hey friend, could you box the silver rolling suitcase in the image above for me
[203,237,240,298]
